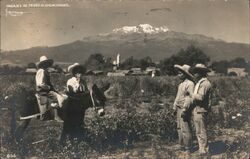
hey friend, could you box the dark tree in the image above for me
[211,57,248,75]
[27,62,37,69]
[228,57,247,68]
[245,63,250,74]
[211,60,229,75]
[85,53,113,72]
[159,45,210,75]
[159,56,178,75]
[139,56,154,70]
[53,64,64,73]
[103,57,113,72]
[85,53,106,70]
[175,45,210,66]
[120,56,140,70]
[0,65,25,75]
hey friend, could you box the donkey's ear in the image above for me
[100,83,110,92]
[92,84,107,103]
[92,84,98,91]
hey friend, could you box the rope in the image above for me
[90,90,97,110]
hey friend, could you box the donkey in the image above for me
[11,83,109,144]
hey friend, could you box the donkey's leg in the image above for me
[54,108,63,122]
[59,122,70,145]
[15,119,31,142]
[70,114,85,142]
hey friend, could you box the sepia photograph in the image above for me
[0,0,249,158]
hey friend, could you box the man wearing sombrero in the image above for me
[191,63,212,156]
[173,64,194,155]
[35,55,62,121]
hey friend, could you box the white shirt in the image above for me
[36,69,45,86]
[173,79,194,110]
[193,77,212,112]
[67,77,87,93]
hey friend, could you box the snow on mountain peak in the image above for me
[112,24,169,34]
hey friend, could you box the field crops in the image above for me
[0,75,249,158]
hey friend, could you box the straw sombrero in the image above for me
[174,64,194,79]
[192,63,211,74]
[68,63,85,75]
[37,56,54,68]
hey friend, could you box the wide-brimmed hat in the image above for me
[68,63,85,75]
[192,63,211,74]
[37,56,54,68]
[174,64,194,79]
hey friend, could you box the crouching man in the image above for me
[173,64,194,154]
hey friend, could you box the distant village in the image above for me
[24,53,162,77]
[5,53,249,78]
[1,45,249,77]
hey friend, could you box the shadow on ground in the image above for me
[209,140,228,155]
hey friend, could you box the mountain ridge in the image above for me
[1,24,249,66]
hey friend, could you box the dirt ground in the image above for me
[96,128,250,159]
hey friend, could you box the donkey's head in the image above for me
[91,83,110,107]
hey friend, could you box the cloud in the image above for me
[146,7,172,15]
[114,11,128,16]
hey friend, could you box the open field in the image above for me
[0,75,249,158]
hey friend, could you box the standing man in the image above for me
[35,55,62,121]
[173,64,194,154]
[192,63,212,156]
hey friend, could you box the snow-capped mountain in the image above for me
[112,24,169,34]
[2,24,249,65]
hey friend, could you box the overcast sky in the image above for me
[1,0,249,51]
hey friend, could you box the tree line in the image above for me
[211,57,250,75]
[1,45,249,75]
[82,45,249,75]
